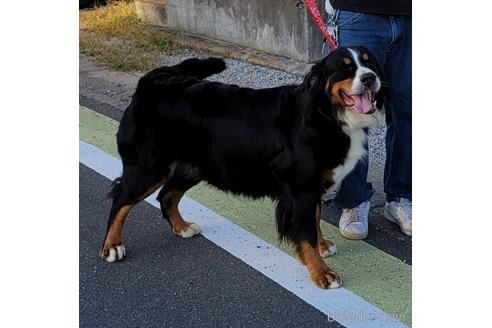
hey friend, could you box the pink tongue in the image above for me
[353,93,373,114]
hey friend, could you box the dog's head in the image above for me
[301,46,384,129]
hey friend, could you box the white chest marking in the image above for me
[326,127,367,194]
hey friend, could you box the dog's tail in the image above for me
[171,57,226,79]
[139,57,226,84]
[131,57,226,98]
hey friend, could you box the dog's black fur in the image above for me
[106,47,383,253]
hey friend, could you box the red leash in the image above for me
[304,0,337,51]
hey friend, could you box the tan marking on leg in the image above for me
[162,189,201,238]
[101,180,165,258]
[101,205,133,257]
[316,205,336,257]
[297,240,341,289]
[163,190,190,233]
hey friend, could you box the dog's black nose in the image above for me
[360,73,376,87]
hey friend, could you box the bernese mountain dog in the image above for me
[100,46,384,289]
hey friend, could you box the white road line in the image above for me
[80,140,407,328]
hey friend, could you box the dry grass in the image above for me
[79,0,179,71]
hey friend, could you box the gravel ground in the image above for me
[154,48,387,175]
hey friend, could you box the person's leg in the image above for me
[331,11,392,239]
[383,16,412,200]
[382,16,412,236]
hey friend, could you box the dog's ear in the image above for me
[302,61,324,94]
[300,61,327,111]
[299,58,336,123]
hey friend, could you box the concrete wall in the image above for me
[137,0,325,63]
[136,0,167,26]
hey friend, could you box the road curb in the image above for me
[163,29,313,77]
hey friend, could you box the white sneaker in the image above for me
[339,201,370,240]
[384,198,412,236]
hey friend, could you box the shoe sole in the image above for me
[383,210,412,237]
[339,228,368,240]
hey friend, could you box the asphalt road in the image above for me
[80,164,343,328]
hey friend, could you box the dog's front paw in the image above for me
[318,239,337,258]
[174,223,202,238]
[100,244,126,262]
[310,266,342,289]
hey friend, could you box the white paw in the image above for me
[105,245,126,262]
[178,223,202,238]
[328,279,340,289]
[320,244,337,258]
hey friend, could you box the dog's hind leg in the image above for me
[157,163,202,238]
[100,163,165,262]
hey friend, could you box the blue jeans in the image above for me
[332,11,412,209]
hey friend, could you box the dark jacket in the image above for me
[330,0,411,15]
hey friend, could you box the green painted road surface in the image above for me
[80,105,411,325]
